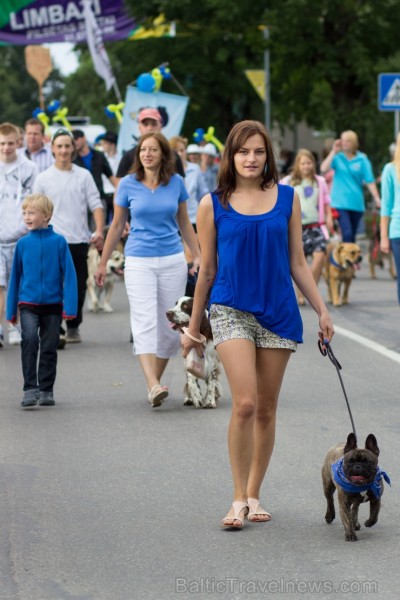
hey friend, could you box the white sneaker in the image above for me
[0,330,4,348]
[8,325,22,345]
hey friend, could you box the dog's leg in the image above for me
[369,259,376,279]
[102,282,114,313]
[350,500,361,531]
[87,277,100,312]
[184,372,203,408]
[341,275,353,305]
[337,490,357,541]
[331,279,341,306]
[323,478,336,524]
[365,498,381,528]
[202,369,221,409]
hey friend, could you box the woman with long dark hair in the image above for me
[181,121,334,528]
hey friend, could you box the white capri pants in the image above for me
[124,253,187,358]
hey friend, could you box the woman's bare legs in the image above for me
[138,354,169,390]
[217,339,291,525]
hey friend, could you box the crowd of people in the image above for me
[2,110,400,528]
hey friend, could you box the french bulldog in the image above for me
[321,433,390,541]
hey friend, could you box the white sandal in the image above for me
[147,385,168,407]
[221,501,249,529]
[247,498,271,522]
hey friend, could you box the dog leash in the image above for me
[318,339,357,441]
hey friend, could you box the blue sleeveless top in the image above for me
[209,184,303,342]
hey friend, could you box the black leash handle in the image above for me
[318,339,357,441]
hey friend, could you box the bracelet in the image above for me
[182,327,206,344]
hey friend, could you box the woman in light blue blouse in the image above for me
[381,132,400,303]
[95,133,201,408]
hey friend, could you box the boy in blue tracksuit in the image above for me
[6,193,77,408]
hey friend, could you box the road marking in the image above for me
[335,325,400,364]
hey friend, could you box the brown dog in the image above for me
[323,242,362,306]
[322,433,390,541]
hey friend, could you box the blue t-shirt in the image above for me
[381,162,400,239]
[209,184,303,342]
[330,151,375,211]
[116,173,189,257]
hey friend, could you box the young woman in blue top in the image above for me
[380,132,400,303]
[320,130,380,242]
[181,121,334,529]
[95,133,200,408]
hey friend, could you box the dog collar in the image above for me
[331,458,391,499]
[329,252,347,271]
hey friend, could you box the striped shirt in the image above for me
[18,144,54,173]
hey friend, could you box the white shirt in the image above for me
[33,164,102,243]
[0,155,38,241]
[101,151,121,194]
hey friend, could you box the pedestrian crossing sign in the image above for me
[378,73,400,111]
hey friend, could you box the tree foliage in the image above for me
[2,0,400,165]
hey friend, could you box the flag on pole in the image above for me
[82,0,116,92]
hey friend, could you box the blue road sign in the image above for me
[378,73,400,111]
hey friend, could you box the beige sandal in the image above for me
[247,498,271,522]
[147,384,168,408]
[221,501,249,529]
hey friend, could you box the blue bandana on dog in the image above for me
[331,458,391,499]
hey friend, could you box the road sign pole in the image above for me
[395,111,400,138]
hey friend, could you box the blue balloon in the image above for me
[47,99,61,114]
[137,73,156,93]
[193,128,205,143]
[104,107,114,119]
[32,107,42,118]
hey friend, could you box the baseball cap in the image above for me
[187,144,200,154]
[138,108,162,123]
[201,143,218,157]
[51,128,74,142]
[101,131,118,144]
[72,129,85,140]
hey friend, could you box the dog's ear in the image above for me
[344,432,357,454]
[365,434,380,457]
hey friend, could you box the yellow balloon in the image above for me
[151,68,163,92]
[204,126,224,152]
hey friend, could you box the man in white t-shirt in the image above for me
[34,128,104,344]
[0,122,38,347]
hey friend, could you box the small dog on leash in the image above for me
[321,432,390,541]
[166,296,222,408]
[87,245,124,313]
[323,242,362,306]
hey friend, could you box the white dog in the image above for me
[166,296,222,409]
[87,245,124,313]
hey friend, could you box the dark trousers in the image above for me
[337,209,363,243]
[20,310,62,392]
[67,243,89,329]
[390,238,400,304]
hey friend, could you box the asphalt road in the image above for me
[0,258,399,600]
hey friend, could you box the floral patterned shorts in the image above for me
[209,304,297,351]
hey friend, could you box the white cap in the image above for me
[187,143,200,154]
[201,142,217,157]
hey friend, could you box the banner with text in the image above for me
[0,0,135,45]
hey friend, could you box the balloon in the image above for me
[137,73,156,93]
[105,102,125,124]
[151,68,163,92]
[204,126,224,152]
[160,66,171,80]
[193,128,205,143]
[47,99,61,114]
[32,108,50,134]
[52,107,71,130]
